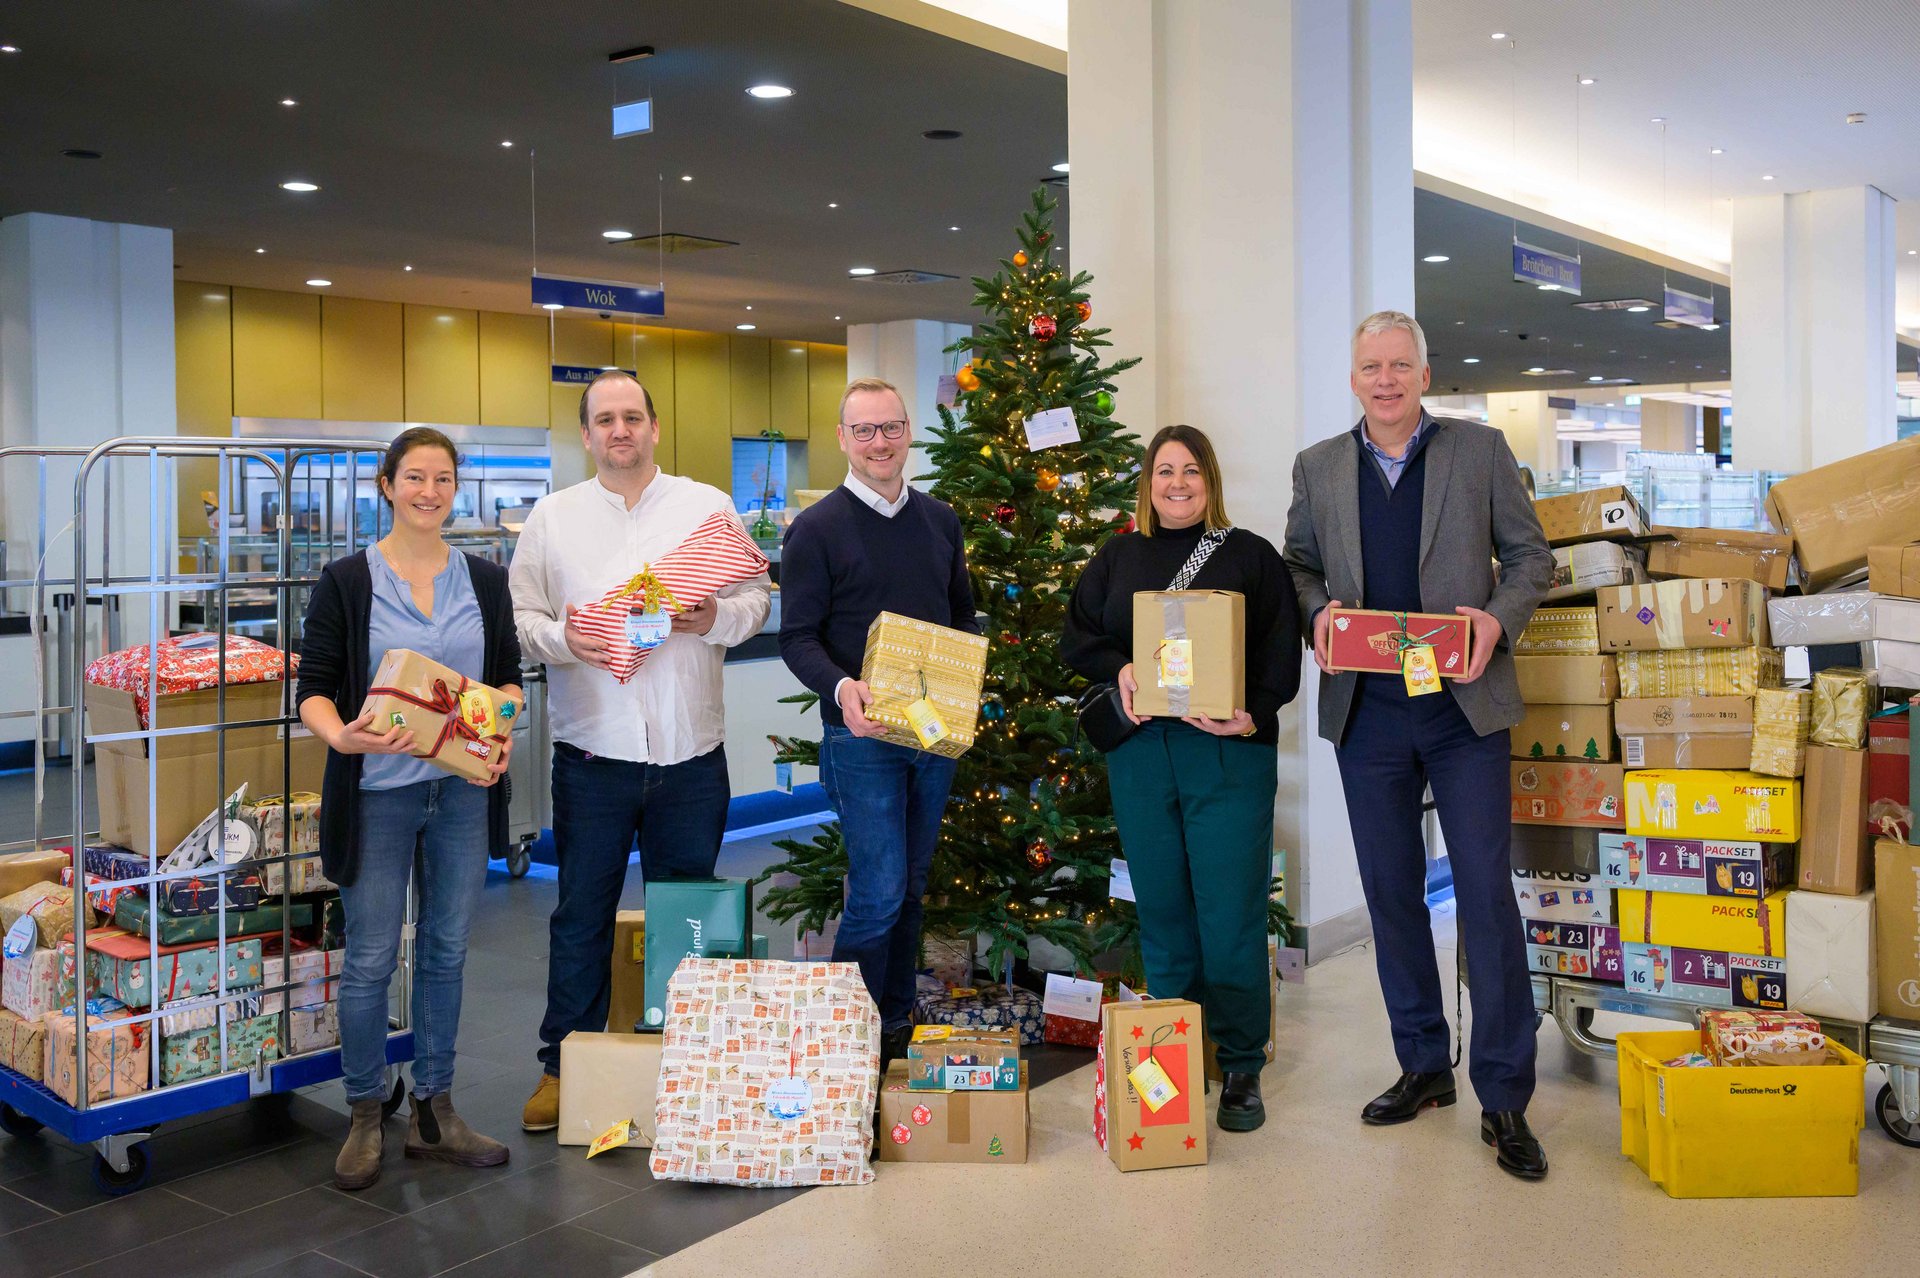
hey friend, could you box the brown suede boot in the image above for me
[334,1098,386,1190]
[406,1091,509,1168]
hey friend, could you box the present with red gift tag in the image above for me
[1324,607,1472,684]
[360,649,520,784]
[566,510,771,685]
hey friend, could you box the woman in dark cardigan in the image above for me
[297,427,523,1192]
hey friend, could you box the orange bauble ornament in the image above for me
[954,364,980,392]
[1076,301,1092,323]
[1036,467,1061,492]
[1012,250,1029,268]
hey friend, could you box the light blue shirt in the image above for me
[363,544,485,791]
[1360,412,1433,490]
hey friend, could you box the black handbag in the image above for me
[1075,528,1230,753]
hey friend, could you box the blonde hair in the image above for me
[1351,310,1429,370]
[837,376,908,424]
[1136,425,1231,535]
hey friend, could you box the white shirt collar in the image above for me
[842,472,911,518]
[594,467,669,512]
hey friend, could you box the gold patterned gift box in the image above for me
[0,1008,46,1081]
[650,958,880,1188]
[858,612,989,758]
[1515,607,1601,655]
[1749,687,1812,778]
[1615,647,1784,698]
[1810,667,1871,749]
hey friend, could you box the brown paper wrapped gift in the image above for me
[0,1008,47,1081]
[1800,746,1871,895]
[0,849,71,901]
[0,882,90,950]
[360,649,520,783]
[557,1030,662,1147]
[45,1001,149,1105]
[1131,591,1245,719]
[1869,542,1920,599]
[858,612,989,758]
[1094,996,1207,1172]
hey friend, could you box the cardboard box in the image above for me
[1764,434,1920,589]
[1614,647,1784,698]
[1513,703,1614,762]
[1323,606,1471,680]
[1514,654,1618,705]
[878,1060,1029,1163]
[1865,638,1920,689]
[1533,485,1650,547]
[861,611,990,756]
[558,1030,663,1147]
[361,649,519,783]
[1509,825,1604,875]
[1619,732,1755,771]
[1596,579,1769,653]
[1624,770,1800,842]
[1524,920,1623,983]
[641,879,750,1031]
[94,730,325,861]
[1785,891,1878,1022]
[1095,997,1206,1172]
[1875,595,1920,644]
[1131,590,1246,718]
[1545,541,1645,603]
[1510,760,1625,827]
[1767,593,1877,646]
[1869,542,1920,599]
[1514,607,1600,655]
[606,910,646,1034]
[1749,687,1811,778]
[1874,838,1920,1019]
[1800,746,1872,894]
[0,849,70,900]
[905,1025,1020,1091]
[1646,527,1792,591]
[1810,668,1872,750]
[1618,887,1789,956]
[1622,943,1789,1010]
[1614,697,1752,735]
[1867,711,1910,819]
[1596,835,1792,898]
[1512,868,1615,926]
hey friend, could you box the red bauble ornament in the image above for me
[1036,232,1051,246]
[1027,841,1053,869]
[1036,467,1061,492]
[1012,250,1029,268]
[1029,314,1058,341]
[994,503,1017,525]
[1075,301,1092,323]
[954,364,980,392]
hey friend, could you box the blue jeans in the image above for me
[338,777,490,1104]
[818,724,958,1031]
[538,741,729,1072]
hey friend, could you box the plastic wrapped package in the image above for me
[1767,593,1876,646]
[1763,434,1920,589]
[1865,639,1920,690]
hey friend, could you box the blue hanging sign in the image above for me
[1663,285,1716,328]
[612,98,654,138]
[531,273,665,316]
[552,365,636,385]
[1512,239,1583,295]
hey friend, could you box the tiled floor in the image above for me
[0,829,1088,1277]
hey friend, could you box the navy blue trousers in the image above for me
[1335,676,1536,1112]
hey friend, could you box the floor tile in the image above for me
[169,1136,352,1215]
[435,1223,652,1278]
[568,1178,806,1258]
[0,1183,57,1236]
[248,1252,380,1278]
[4,1106,308,1214]
[58,1184,394,1278]
[0,1188,225,1278]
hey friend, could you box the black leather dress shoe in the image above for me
[1481,1110,1549,1180]
[1360,1070,1457,1125]
[879,1025,913,1075]
[1217,1071,1265,1132]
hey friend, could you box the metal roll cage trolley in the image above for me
[0,436,417,1194]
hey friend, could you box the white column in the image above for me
[1485,390,1561,479]
[1070,0,1414,957]
[1730,187,1898,472]
[846,318,972,485]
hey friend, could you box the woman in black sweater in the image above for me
[1061,424,1301,1133]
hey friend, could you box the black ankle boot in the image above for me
[1218,1071,1265,1132]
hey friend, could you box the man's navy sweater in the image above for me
[778,484,980,727]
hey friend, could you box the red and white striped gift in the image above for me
[568,510,770,683]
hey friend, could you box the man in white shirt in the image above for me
[510,370,770,1131]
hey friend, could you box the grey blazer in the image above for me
[1282,412,1553,745]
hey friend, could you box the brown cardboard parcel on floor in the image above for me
[877,1061,1029,1163]
[558,1030,663,1148]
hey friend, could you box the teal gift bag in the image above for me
[640,878,752,1031]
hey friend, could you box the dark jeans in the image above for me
[818,724,958,1030]
[537,741,729,1073]
[1335,676,1537,1113]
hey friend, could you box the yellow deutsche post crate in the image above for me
[1617,1029,1866,1198]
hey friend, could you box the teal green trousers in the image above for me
[1106,720,1277,1073]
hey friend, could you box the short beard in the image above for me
[597,450,650,473]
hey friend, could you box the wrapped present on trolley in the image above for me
[567,509,772,684]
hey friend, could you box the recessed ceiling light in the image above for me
[306,279,331,287]
[1762,174,1776,181]
[745,305,753,311]
[1700,323,1721,331]
[1909,249,1918,256]
[280,97,297,107]
[1710,147,1725,155]
[949,225,961,232]
[254,247,266,254]
[680,174,693,181]
[403,265,414,272]
[736,323,757,330]
[1846,112,1867,125]
[1578,76,1595,85]
[1651,116,1666,124]
[281,180,319,192]
[1052,162,1070,173]
[1462,357,1481,364]
[834,315,842,321]
[1527,366,1545,373]
[1588,375,1604,382]
[500,140,513,148]
[0,45,18,54]
[828,202,839,209]
[602,229,634,240]
[1422,254,1450,263]
[1538,283,1559,291]
[541,302,564,310]
[1626,305,1650,313]
[747,84,793,99]
[1491,32,1507,40]
[848,266,876,276]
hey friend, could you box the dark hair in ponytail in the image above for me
[377,427,461,505]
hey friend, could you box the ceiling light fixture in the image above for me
[500,140,513,148]
[1651,116,1666,124]
[680,174,693,181]
[1588,375,1604,382]
[541,302,564,310]
[1490,32,1507,40]
[1423,254,1450,263]
[281,180,319,192]
[1762,174,1776,181]
[0,45,17,54]
[1627,305,1650,313]
[1538,283,1559,291]
[1527,366,1545,373]
[1462,357,1481,364]
[306,279,331,287]
[602,229,634,240]
[254,247,266,254]
[1710,147,1725,155]
[745,305,753,311]
[280,97,297,107]
[1052,162,1070,173]
[834,315,842,321]
[403,265,414,272]
[848,266,876,276]
[737,323,757,330]
[1846,112,1867,125]
[1578,76,1595,85]
[747,84,793,99]
[1700,323,1721,331]
[828,202,839,208]
[949,225,961,232]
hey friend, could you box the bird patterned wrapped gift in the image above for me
[912,983,1045,1045]
[650,958,879,1188]
[85,929,264,1009]
[160,1002,281,1085]
[45,998,149,1106]
[84,633,295,727]
[859,612,990,758]
[0,1008,47,1081]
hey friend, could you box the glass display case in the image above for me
[1534,465,1791,531]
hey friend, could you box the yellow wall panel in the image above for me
[231,287,321,419]
[673,330,731,492]
[173,283,233,547]
[479,311,549,428]
[807,342,849,488]
[618,324,678,473]
[320,296,403,422]
[769,340,810,440]
[548,316,613,447]
[403,305,479,425]
[728,334,771,439]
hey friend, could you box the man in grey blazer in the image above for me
[1283,310,1554,1180]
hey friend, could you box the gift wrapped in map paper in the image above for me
[1700,1009,1828,1066]
[361,649,520,783]
[45,999,149,1105]
[650,958,879,1188]
[565,509,771,684]
[860,612,989,757]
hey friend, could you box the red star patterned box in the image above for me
[1094,996,1207,1172]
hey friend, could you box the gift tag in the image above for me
[587,1118,642,1158]
[458,687,497,738]
[624,608,670,650]
[3,916,36,960]
[1021,405,1081,451]
[766,1075,812,1121]
[905,697,949,748]
[1127,1055,1180,1112]
[1402,644,1441,697]
[219,816,259,865]
[1156,639,1194,689]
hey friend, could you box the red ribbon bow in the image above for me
[366,675,503,765]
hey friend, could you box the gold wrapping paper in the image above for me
[1615,647,1784,698]
[1515,607,1601,655]
[1810,667,1871,749]
[858,612,989,758]
[1749,687,1811,778]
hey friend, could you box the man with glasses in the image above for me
[779,377,979,1068]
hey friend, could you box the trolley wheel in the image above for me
[1876,1083,1920,1148]
[381,1077,407,1121]
[507,841,532,879]
[90,1143,150,1196]
[0,1104,44,1138]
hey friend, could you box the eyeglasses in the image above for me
[842,420,907,442]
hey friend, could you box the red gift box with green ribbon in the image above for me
[1324,607,1472,679]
